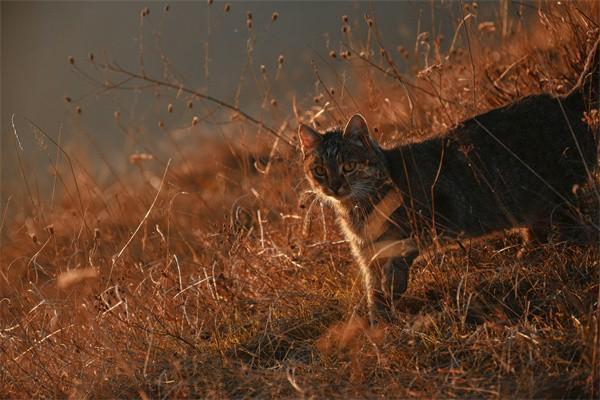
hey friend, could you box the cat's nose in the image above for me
[330,180,342,194]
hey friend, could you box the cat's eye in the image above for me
[342,161,357,173]
[313,166,326,177]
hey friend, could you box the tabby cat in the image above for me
[299,40,598,324]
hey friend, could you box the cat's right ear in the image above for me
[298,124,321,157]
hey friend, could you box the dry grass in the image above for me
[1,1,599,398]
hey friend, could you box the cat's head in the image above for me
[299,114,389,204]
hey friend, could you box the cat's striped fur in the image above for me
[299,38,599,325]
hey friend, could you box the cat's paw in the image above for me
[380,254,416,300]
[373,292,397,323]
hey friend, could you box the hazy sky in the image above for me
[1,1,501,205]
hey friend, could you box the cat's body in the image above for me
[299,41,599,324]
[383,92,596,240]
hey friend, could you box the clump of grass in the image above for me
[1,1,598,398]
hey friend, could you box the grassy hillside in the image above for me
[1,1,599,398]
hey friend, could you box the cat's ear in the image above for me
[343,114,371,146]
[298,124,322,156]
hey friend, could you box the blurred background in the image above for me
[1,1,502,207]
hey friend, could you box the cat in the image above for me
[299,39,599,325]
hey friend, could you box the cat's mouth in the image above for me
[322,187,353,202]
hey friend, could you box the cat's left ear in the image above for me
[344,114,369,140]
[343,113,371,147]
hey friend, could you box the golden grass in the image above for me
[1,1,599,398]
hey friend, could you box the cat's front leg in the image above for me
[380,252,418,300]
[366,239,419,320]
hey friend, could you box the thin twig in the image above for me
[23,117,86,222]
[15,325,74,361]
[104,63,295,148]
[11,114,24,150]
[110,159,171,282]
[459,2,477,107]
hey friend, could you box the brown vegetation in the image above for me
[1,1,599,398]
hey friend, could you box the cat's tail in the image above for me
[566,35,600,108]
